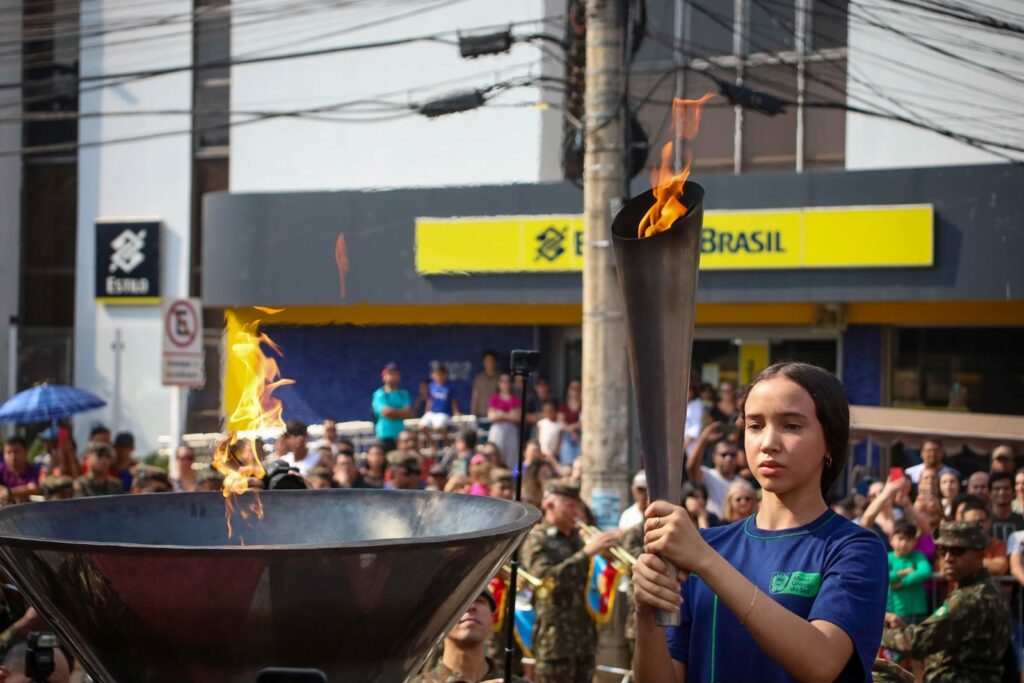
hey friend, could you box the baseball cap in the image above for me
[545,478,582,502]
[933,521,988,550]
[382,362,400,373]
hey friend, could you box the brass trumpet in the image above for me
[502,563,554,600]
[575,520,636,568]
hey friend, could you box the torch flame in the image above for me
[638,92,716,239]
[214,318,295,538]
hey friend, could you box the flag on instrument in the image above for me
[586,555,622,623]
[489,575,536,658]
[490,576,508,633]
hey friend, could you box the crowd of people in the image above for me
[0,356,1021,683]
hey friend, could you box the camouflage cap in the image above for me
[132,465,170,487]
[544,478,581,502]
[934,520,988,550]
[307,466,332,481]
[490,468,514,486]
[386,450,421,473]
[41,476,73,496]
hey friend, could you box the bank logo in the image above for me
[769,571,821,598]
[535,226,566,262]
[109,228,147,274]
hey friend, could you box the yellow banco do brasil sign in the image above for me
[414,204,933,274]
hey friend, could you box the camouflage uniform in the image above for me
[881,522,1011,683]
[409,655,528,683]
[73,473,124,497]
[620,522,645,663]
[519,519,595,683]
[870,658,914,683]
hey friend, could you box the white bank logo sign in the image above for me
[95,221,161,300]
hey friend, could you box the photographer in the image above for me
[0,638,70,683]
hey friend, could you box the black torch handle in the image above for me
[504,365,531,683]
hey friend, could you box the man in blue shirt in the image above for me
[372,362,411,452]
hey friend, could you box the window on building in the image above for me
[892,327,1024,416]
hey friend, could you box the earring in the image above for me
[825,454,833,469]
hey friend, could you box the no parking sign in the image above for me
[161,298,205,388]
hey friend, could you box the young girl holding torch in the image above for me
[633,362,887,683]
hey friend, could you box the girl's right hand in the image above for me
[632,552,685,617]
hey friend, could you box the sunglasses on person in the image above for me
[936,546,969,558]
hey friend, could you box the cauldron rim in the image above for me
[0,489,540,554]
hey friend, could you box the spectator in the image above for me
[281,421,319,476]
[130,465,172,494]
[89,423,111,444]
[360,443,388,488]
[1015,468,1024,516]
[681,481,719,529]
[470,350,500,418]
[385,451,423,490]
[522,440,543,467]
[72,444,122,497]
[960,501,1009,575]
[991,445,1016,475]
[467,455,491,496]
[48,429,79,479]
[905,438,958,484]
[859,477,911,550]
[444,473,471,494]
[396,430,430,480]
[721,479,757,523]
[989,471,1024,542]
[489,468,514,500]
[172,445,197,492]
[521,459,555,509]
[306,467,334,490]
[334,451,371,488]
[525,375,556,427]
[535,400,562,462]
[619,471,649,529]
[412,378,431,419]
[487,373,521,470]
[111,432,136,491]
[882,522,1011,683]
[887,520,932,628]
[685,422,739,518]
[967,470,991,503]
[557,379,582,466]
[447,430,476,477]
[480,443,503,469]
[0,438,40,503]
[710,381,739,424]
[0,486,11,506]
[917,467,940,501]
[427,463,448,492]
[939,470,961,519]
[683,379,705,457]
[195,469,224,492]
[322,419,338,447]
[0,641,71,683]
[830,493,858,520]
[421,362,459,438]
[372,362,412,452]
[41,476,74,501]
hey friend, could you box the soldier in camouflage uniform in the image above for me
[620,521,645,663]
[518,479,620,683]
[411,590,529,683]
[73,443,124,497]
[881,521,1011,683]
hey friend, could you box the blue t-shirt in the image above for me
[668,510,887,683]
[428,381,453,414]
[371,387,411,439]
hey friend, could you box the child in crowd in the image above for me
[467,454,491,496]
[421,362,458,438]
[535,400,562,461]
[887,519,932,626]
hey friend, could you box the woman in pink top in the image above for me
[487,373,522,470]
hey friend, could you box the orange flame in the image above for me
[638,92,716,238]
[214,318,295,538]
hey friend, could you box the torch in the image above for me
[611,180,704,627]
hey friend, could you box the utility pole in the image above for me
[580,0,629,521]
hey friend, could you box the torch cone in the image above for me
[611,181,704,626]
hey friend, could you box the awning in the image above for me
[850,405,1024,453]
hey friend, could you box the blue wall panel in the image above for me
[843,325,882,407]
[264,324,535,424]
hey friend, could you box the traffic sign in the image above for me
[162,298,205,387]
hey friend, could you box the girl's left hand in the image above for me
[644,500,712,573]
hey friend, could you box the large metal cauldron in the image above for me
[0,490,539,683]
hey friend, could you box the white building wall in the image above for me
[75,2,193,455]
[0,0,20,407]
[230,0,565,192]
[846,0,1024,169]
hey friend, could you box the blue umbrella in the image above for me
[0,384,106,424]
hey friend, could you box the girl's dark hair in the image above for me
[892,519,918,538]
[681,481,709,501]
[740,362,850,493]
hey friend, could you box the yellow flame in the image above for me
[214,318,294,537]
[638,92,716,239]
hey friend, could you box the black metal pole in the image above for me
[504,359,533,683]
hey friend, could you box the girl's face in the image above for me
[498,375,512,394]
[1015,472,1024,499]
[940,472,961,500]
[743,377,828,497]
[919,469,939,497]
[731,488,755,517]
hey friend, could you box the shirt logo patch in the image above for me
[768,571,821,598]
[932,602,948,619]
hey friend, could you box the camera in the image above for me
[510,350,541,376]
[26,631,57,682]
[264,460,307,490]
